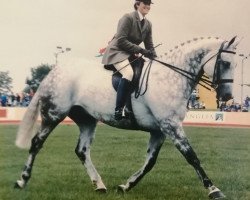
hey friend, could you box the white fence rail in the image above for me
[1,108,250,127]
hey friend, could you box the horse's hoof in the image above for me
[208,186,225,199]
[92,180,107,193]
[95,187,107,193]
[14,182,21,189]
[117,185,126,193]
[14,180,25,189]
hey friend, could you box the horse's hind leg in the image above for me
[117,130,166,192]
[15,120,62,189]
[69,106,107,192]
[160,121,225,199]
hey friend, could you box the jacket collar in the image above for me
[137,10,145,21]
[134,11,147,33]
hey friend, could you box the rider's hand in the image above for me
[140,49,155,59]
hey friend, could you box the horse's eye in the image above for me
[221,61,230,68]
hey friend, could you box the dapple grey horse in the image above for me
[15,36,238,199]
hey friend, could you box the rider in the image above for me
[102,0,157,120]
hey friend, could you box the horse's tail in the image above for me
[15,92,40,149]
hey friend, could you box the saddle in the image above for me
[104,56,145,92]
[104,56,145,116]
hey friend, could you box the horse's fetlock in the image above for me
[23,165,32,174]
[203,178,213,188]
[21,173,30,181]
[21,169,31,181]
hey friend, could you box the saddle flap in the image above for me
[104,56,145,92]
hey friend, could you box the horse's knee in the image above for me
[159,120,179,136]
[75,146,87,162]
[174,139,201,167]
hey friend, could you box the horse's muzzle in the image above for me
[221,93,233,102]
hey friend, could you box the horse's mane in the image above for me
[163,36,224,61]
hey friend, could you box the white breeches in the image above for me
[114,59,133,81]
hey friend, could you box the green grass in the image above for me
[0,124,250,200]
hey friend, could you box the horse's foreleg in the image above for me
[118,130,166,192]
[15,121,59,189]
[75,120,107,192]
[161,122,225,199]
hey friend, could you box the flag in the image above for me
[95,47,106,57]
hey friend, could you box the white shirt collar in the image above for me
[137,10,145,21]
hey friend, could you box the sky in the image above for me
[0,0,250,102]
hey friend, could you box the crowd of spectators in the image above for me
[218,96,250,112]
[1,90,250,112]
[0,92,34,107]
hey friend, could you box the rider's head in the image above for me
[134,0,153,15]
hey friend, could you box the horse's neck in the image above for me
[161,38,223,94]
[184,39,222,72]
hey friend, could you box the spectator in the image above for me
[16,93,21,106]
[245,96,249,108]
[220,101,226,111]
[1,94,7,107]
[189,90,197,108]
[201,101,206,109]
[10,93,16,106]
[20,92,26,107]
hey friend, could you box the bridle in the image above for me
[153,42,236,91]
[125,41,236,98]
[211,42,236,89]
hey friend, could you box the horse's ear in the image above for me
[226,36,237,48]
[232,36,243,49]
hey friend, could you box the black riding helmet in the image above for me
[136,0,154,5]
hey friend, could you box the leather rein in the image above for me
[121,42,236,98]
[152,43,236,91]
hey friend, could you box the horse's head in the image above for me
[203,36,237,102]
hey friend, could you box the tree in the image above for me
[0,71,13,94]
[25,64,52,92]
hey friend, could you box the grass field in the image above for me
[0,124,250,200]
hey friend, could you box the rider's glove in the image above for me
[140,48,157,59]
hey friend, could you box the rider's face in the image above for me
[137,2,151,16]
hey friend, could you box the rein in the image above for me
[133,51,218,98]
[134,52,214,98]
[153,55,218,91]
[153,45,236,91]
[114,42,236,98]
[135,60,153,98]
[113,43,162,75]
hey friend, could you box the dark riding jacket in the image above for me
[102,11,155,65]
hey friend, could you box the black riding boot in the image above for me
[115,78,131,120]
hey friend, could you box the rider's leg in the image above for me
[113,59,133,120]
